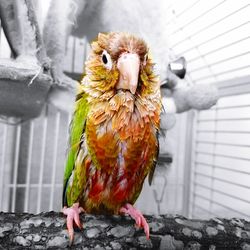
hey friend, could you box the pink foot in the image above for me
[120,203,150,239]
[62,202,84,245]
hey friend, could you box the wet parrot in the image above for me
[62,32,161,244]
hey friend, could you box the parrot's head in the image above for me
[83,32,159,99]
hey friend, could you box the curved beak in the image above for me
[116,53,140,94]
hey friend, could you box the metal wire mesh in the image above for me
[0,105,70,213]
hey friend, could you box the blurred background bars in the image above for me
[189,89,250,220]
[163,0,250,219]
[0,0,250,219]
[0,105,70,213]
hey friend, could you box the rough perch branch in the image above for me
[0,212,249,249]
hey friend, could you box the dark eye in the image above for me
[102,54,108,64]
[101,50,112,70]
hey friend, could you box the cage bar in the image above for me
[11,124,21,212]
[194,172,250,190]
[24,121,34,212]
[0,124,7,210]
[171,4,250,48]
[49,111,61,211]
[36,113,48,213]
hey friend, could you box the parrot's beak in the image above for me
[116,53,140,94]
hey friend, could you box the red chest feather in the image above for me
[83,99,159,213]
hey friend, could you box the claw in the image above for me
[62,203,84,245]
[120,203,150,239]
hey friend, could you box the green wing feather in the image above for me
[62,88,89,206]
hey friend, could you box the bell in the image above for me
[168,57,186,79]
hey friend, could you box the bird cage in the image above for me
[0,16,86,213]
[0,0,249,221]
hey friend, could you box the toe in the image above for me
[68,228,74,246]
[63,203,85,245]
[120,203,150,239]
[66,216,75,244]
[142,219,150,239]
[62,206,69,215]
[135,216,141,228]
[79,207,85,213]
[120,207,128,214]
[74,213,82,229]
[66,215,74,232]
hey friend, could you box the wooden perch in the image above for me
[0,212,249,249]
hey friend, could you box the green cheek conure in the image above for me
[62,32,161,244]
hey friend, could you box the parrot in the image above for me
[62,32,161,244]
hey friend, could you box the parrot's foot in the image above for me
[120,203,150,239]
[62,202,84,245]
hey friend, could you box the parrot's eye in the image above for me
[101,50,112,70]
[102,54,108,64]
